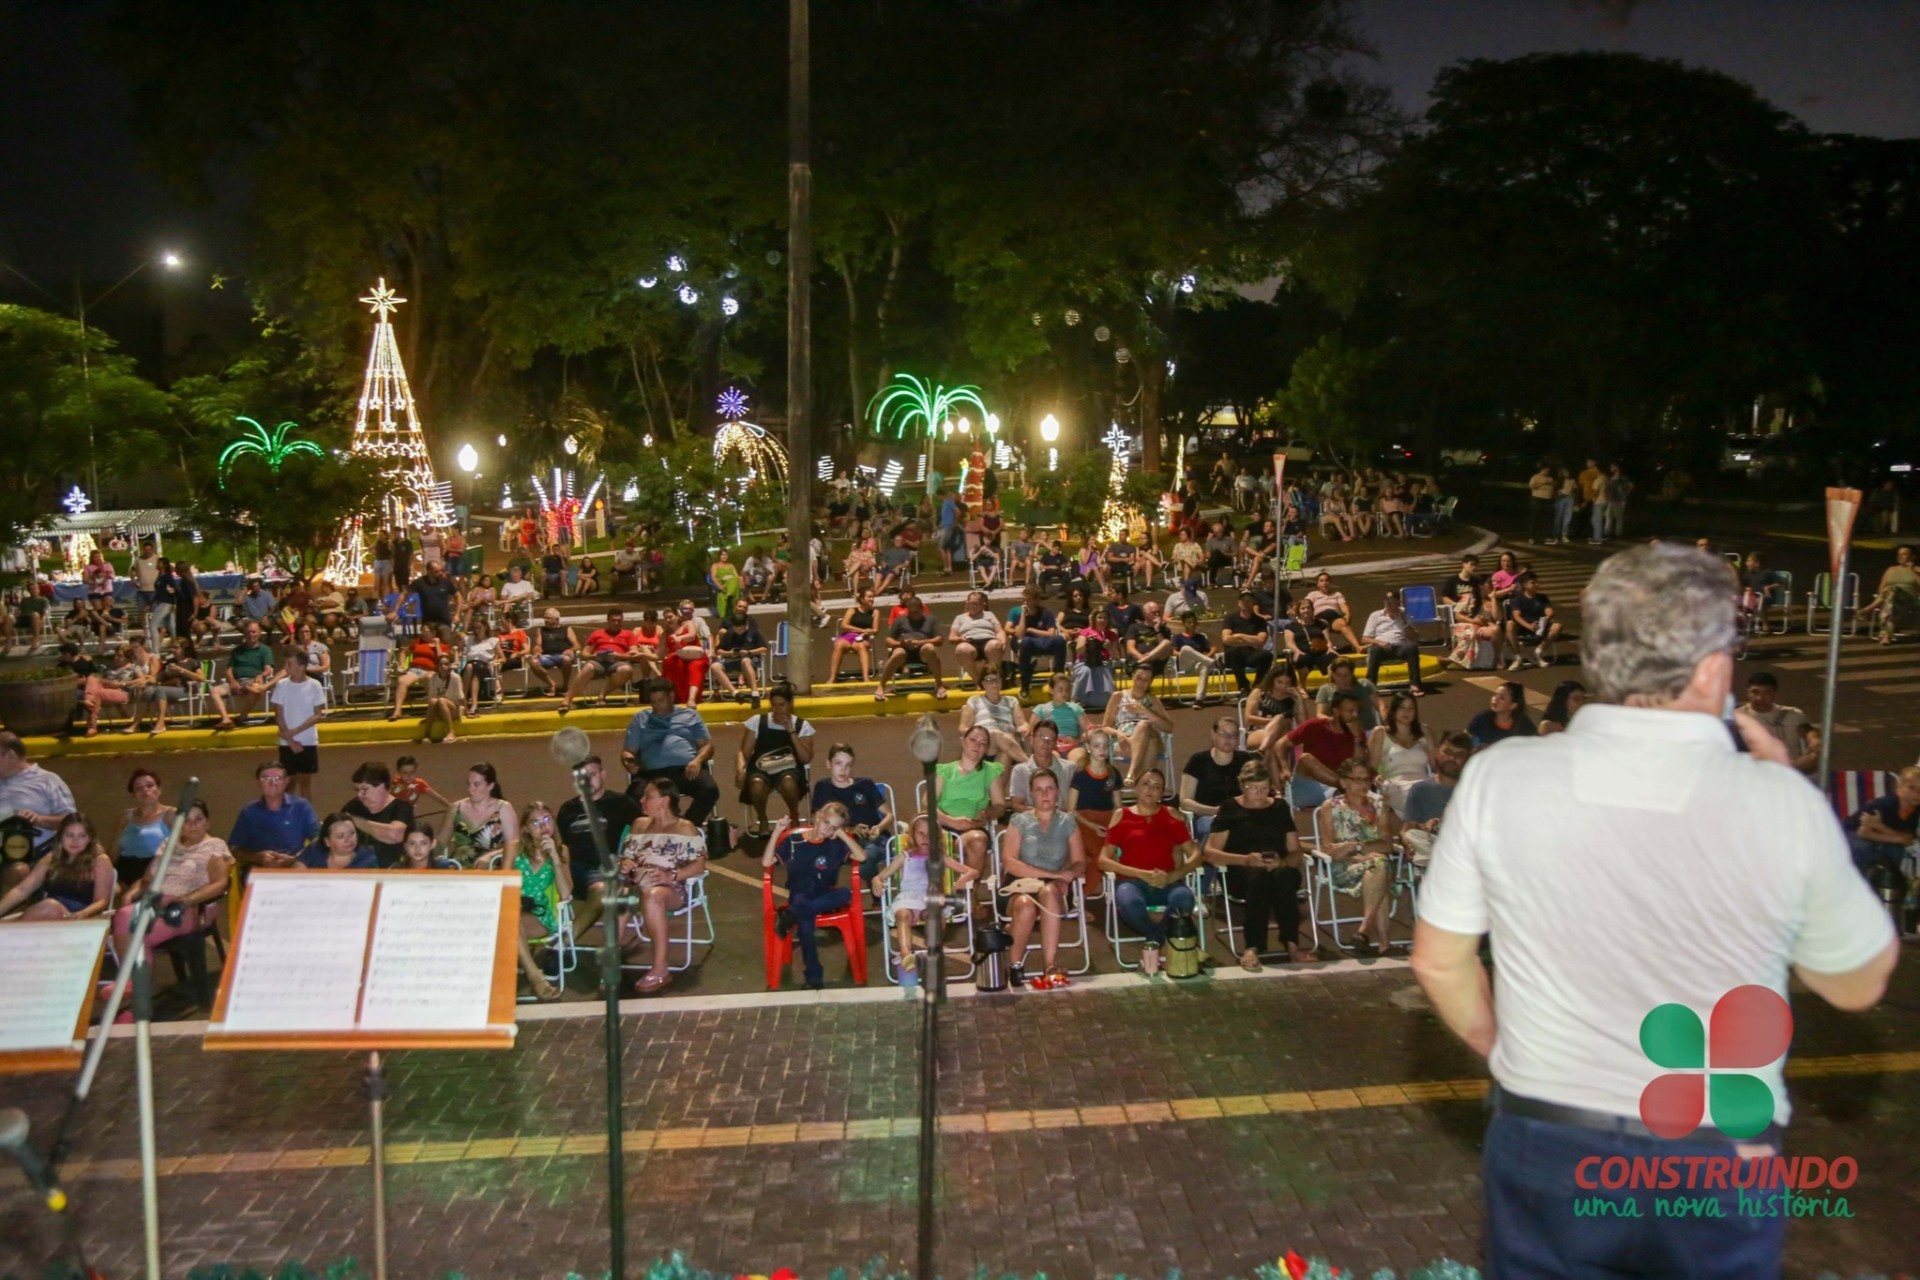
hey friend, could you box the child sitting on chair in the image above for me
[874,814,977,997]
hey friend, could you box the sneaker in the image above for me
[899,966,921,996]
[1536,646,1555,667]
[1506,656,1524,671]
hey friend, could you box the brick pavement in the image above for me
[4,964,1916,1279]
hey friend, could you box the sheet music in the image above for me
[357,878,507,1031]
[0,920,107,1053]
[220,876,376,1032]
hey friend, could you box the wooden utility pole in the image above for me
[784,0,815,692]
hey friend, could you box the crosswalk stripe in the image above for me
[1772,652,1914,671]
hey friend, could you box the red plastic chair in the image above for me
[763,865,868,989]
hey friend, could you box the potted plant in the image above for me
[0,666,79,737]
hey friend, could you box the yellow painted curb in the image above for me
[21,656,1448,759]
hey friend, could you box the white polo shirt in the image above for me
[1421,704,1892,1127]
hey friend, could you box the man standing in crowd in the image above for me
[1414,544,1896,1277]
[269,651,329,800]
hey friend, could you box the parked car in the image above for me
[1719,436,1787,477]
[1437,446,1490,468]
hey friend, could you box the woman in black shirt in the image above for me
[1204,760,1312,968]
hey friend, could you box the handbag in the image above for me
[755,747,799,776]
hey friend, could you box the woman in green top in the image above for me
[513,802,572,1001]
[710,549,743,622]
[935,724,1007,878]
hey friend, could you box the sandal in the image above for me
[933,686,949,700]
[635,970,673,994]
[1044,966,1071,990]
[213,719,235,732]
[1239,949,1263,973]
[531,978,561,1002]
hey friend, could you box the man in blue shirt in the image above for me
[227,761,322,869]
[240,579,277,624]
[620,677,719,823]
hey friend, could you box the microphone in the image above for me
[0,1108,67,1213]
[550,725,593,769]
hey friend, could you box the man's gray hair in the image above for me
[1580,544,1736,703]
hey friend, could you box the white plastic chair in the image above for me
[878,852,976,984]
[1101,868,1205,969]
[991,828,1090,975]
[622,870,716,973]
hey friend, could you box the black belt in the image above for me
[1488,1085,1776,1144]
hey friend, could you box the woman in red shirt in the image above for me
[1098,769,1201,977]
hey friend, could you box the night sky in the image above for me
[2,0,1917,278]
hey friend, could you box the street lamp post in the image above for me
[457,443,481,523]
[3,252,184,499]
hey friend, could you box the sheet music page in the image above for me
[220,876,376,1032]
[357,878,507,1031]
[0,920,107,1052]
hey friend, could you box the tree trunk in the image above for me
[1139,353,1165,476]
[837,261,868,428]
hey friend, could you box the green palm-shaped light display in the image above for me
[217,416,326,488]
[868,374,989,497]
[868,374,987,441]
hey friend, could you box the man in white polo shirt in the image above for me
[1412,543,1897,1279]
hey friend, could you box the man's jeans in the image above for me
[1111,878,1196,946]
[789,886,853,986]
[1482,1110,1785,1280]
[1365,641,1424,691]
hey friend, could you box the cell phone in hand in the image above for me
[1723,694,1749,754]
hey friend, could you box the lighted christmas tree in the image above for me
[1096,423,1146,542]
[322,279,455,583]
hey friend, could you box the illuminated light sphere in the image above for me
[720,295,740,317]
[496,433,508,447]
[456,443,480,473]
[563,434,579,456]
[1064,309,1081,326]
[636,276,658,289]
[956,415,972,435]
[678,284,700,305]
[766,249,782,265]
[667,255,687,273]
[1039,413,1061,443]
[1178,273,1197,294]
[1094,325,1111,342]
[162,252,183,268]
[984,413,1000,436]
[642,432,655,448]
[1115,347,1132,364]
[723,265,739,279]
[1031,312,1044,326]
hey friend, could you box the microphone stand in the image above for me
[50,776,199,1280]
[906,715,945,1280]
[567,763,635,1280]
